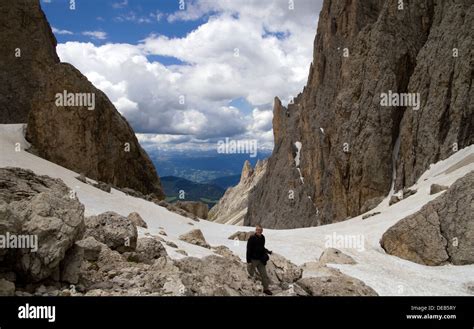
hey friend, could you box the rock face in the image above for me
[174,201,208,219]
[210,160,267,225]
[381,171,474,265]
[0,0,164,199]
[84,212,138,253]
[0,168,85,282]
[0,0,59,123]
[25,60,165,199]
[246,0,474,228]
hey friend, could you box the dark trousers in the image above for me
[247,259,270,290]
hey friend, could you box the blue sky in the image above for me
[42,0,322,152]
[42,0,207,52]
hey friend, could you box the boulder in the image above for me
[165,241,178,249]
[212,245,240,261]
[362,212,381,220]
[84,211,137,253]
[92,181,112,193]
[75,237,106,261]
[174,255,261,296]
[403,188,417,198]
[127,212,147,229]
[381,172,474,265]
[300,261,343,278]
[133,238,167,264]
[296,275,378,296]
[176,250,188,256]
[360,196,385,214]
[319,248,357,265]
[156,200,200,221]
[174,201,208,219]
[389,195,401,206]
[0,279,15,296]
[430,184,448,195]
[0,168,85,282]
[60,245,84,284]
[228,231,254,241]
[266,253,303,287]
[178,229,210,249]
[75,174,88,184]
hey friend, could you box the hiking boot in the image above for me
[263,289,273,296]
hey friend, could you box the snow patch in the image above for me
[294,141,304,184]
[294,141,302,167]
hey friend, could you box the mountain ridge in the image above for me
[246,0,474,229]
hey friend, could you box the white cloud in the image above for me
[57,1,322,152]
[112,0,128,9]
[249,108,273,132]
[82,31,107,40]
[114,11,163,24]
[52,27,73,35]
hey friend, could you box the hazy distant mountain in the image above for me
[160,176,225,207]
[147,149,271,183]
[204,175,241,190]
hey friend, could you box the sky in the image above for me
[41,0,322,153]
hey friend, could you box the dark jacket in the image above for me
[246,234,271,264]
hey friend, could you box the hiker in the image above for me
[246,224,273,295]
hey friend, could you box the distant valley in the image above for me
[160,176,226,208]
[147,149,271,184]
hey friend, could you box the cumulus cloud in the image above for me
[57,0,322,152]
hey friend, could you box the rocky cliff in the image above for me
[209,160,267,225]
[0,0,59,123]
[246,0,473,229]
[0,0,164,198]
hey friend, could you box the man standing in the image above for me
[246,224,273,295]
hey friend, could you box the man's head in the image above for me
[255,224,263,236]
